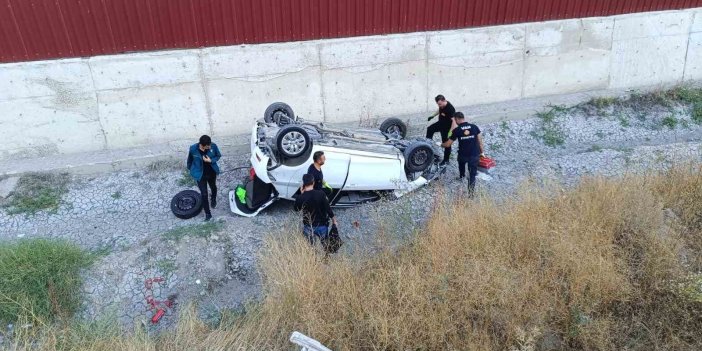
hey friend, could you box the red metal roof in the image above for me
[1,0,700,63]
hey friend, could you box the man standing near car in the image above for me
[295,174,338,245]
[187,135,221,221]
[441,112,484,196]
[307,151,333,197]
[426,94,456,165]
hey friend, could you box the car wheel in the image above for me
[379,117,407,138]
[170,190,203,219]
[276,125,311,159]
[264,102,296,126]
[404,141,434,172]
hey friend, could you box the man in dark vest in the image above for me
[441,112,484,196]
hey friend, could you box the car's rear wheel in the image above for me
[404,141,434,172]
[264,102,296,126]
[379,117,407,139]
[170,190,203,219]
[276,125,311,159]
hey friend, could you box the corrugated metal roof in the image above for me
[1,0,700,63]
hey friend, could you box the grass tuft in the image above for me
[2,173,70,215]
[161,220,224,242]
[661,114,679,129]
[692,103,702,124]
[177,169,196,187]
[533,107,567,147]
[0,239,93,324]
[589,96,620,109]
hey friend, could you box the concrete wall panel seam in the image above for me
[424,32,430,113]
[520,26,528,100]
[317,44,328,123]
[197,50,214,136]
[86,60,109,150]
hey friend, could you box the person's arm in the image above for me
[323,195,337,225]
[294,194,304,212]
[478,134,485,156]
[211,144,222,163]
[442,128,458,148]
[186,149,193,170]
[427,108,440,121]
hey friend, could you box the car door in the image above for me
[282,146,351,198]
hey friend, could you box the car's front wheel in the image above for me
[404,141,434,172]
[275,125,312,159]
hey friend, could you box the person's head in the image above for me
[313,151,325,166]
[435,94,448,108]
[302,174,315,189]
[454,112,465,122]
[199,135,212,150]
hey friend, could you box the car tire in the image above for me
[404,141,434,172]
[170,190,203,219]
[264,102,296,126]
[379,117,407,138]
[276,125,311,159]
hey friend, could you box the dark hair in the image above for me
[302,173,315,186]
[313,151,325,163]
[434,94,446,102]
[454,112,465,120]
[199,135,212,146]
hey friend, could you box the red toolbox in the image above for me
[478,156,496,169]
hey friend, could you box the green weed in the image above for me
[0,239,93,323]
[162,221,224,242]
[2,173,70,215]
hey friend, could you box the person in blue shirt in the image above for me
[441,112,484,196]
[186,135,222,221]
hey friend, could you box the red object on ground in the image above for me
[151,309,166,324]
[479,156,496,169]
[143,276,177,324]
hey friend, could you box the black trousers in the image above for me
[426,121,452,162]
[197,174,217,215]
[458,156,480,195]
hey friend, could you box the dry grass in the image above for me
[6,165,702,350]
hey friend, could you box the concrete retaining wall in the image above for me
[1,8,701,160]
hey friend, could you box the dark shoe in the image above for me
[440,160,449,166]
[204,214,212,221]
[210,197,217,209]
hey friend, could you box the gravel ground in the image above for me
[0,97,701,330]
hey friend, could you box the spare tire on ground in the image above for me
[379,117,408,139]
[264,102,296,126]
[404,141,435,172]
[171,190,203,219]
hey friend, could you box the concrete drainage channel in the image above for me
[0,93,701,330]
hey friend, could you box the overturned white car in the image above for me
[229,103,445,217]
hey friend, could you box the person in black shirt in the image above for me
[186,135,222,221]
[294,174,338,245]
[426,94,456,164]
[442,112,484,196]
[307,151,332,197]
